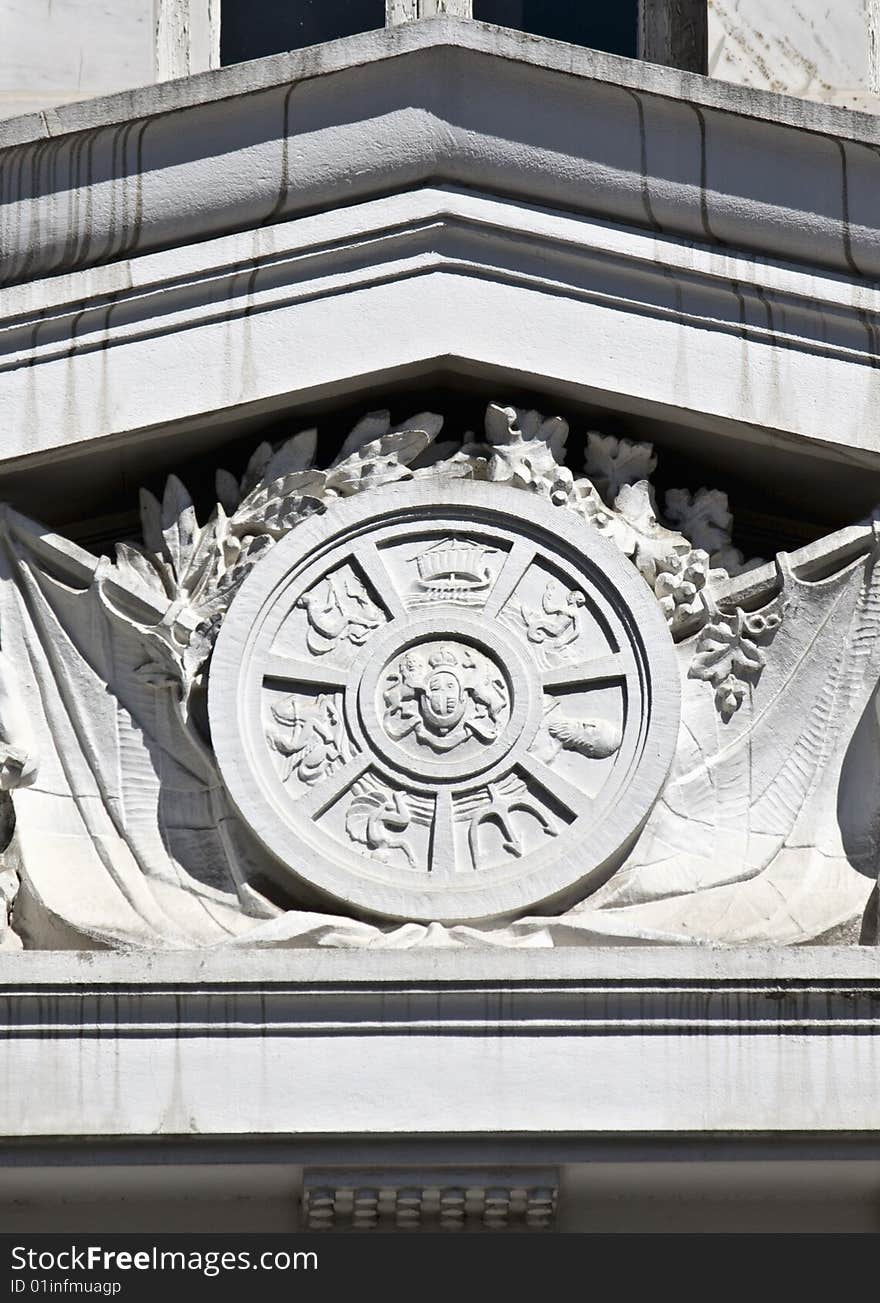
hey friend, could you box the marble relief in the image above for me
[0,401,877,949]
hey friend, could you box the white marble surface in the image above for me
[2,947,880,1138]
[2,19,880,499]
[0,0,219,121]
[0,0,155,120]
[710,0,880,113]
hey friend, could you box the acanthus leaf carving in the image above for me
[109,409,447,703]
[109,402,769,678]
[463,403,569,494]
[665,486,766,577]
[583,432,657,501]
[664,486,733,555]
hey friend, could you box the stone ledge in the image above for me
[2,944,879,985]
[4,190,879,513]
[2,947,879,1138]
[3,16,879,152]
[3,17,880,293]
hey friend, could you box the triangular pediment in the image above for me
[1,19,879,544]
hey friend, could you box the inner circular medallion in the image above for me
[351,615,536,787]
[379,638,511,764]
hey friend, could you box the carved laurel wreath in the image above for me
[109,402,766,717]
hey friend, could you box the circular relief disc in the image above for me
[208,480,681,923]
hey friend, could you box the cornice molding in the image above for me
[4,16,879,151]
[2,189,878,482]
[5,943,880,982]
[1,948,880,1137]
[2,18,879,291]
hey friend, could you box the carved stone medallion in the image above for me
[208,482,680,922]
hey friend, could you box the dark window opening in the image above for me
[220,0,386,66]
[473,1,639,58]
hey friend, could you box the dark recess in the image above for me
[474,1,638,58]
[56,383,846,565]
[220,0,386,65]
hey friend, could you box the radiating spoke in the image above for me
[519,753,593,820]
[542,651,627,691]
[296,754,371,820]
[430,787,457,879]
[483,542,536,619]
[263,653,349,689]
[350,541,405,621]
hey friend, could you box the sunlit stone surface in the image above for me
[2,10,880,1234]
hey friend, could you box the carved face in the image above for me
[421,668,466,732]
[381,638,510,754]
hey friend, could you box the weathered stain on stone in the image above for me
[709,0,880,111]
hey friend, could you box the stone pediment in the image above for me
[1,397,878,953]
[1,19,880,954]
